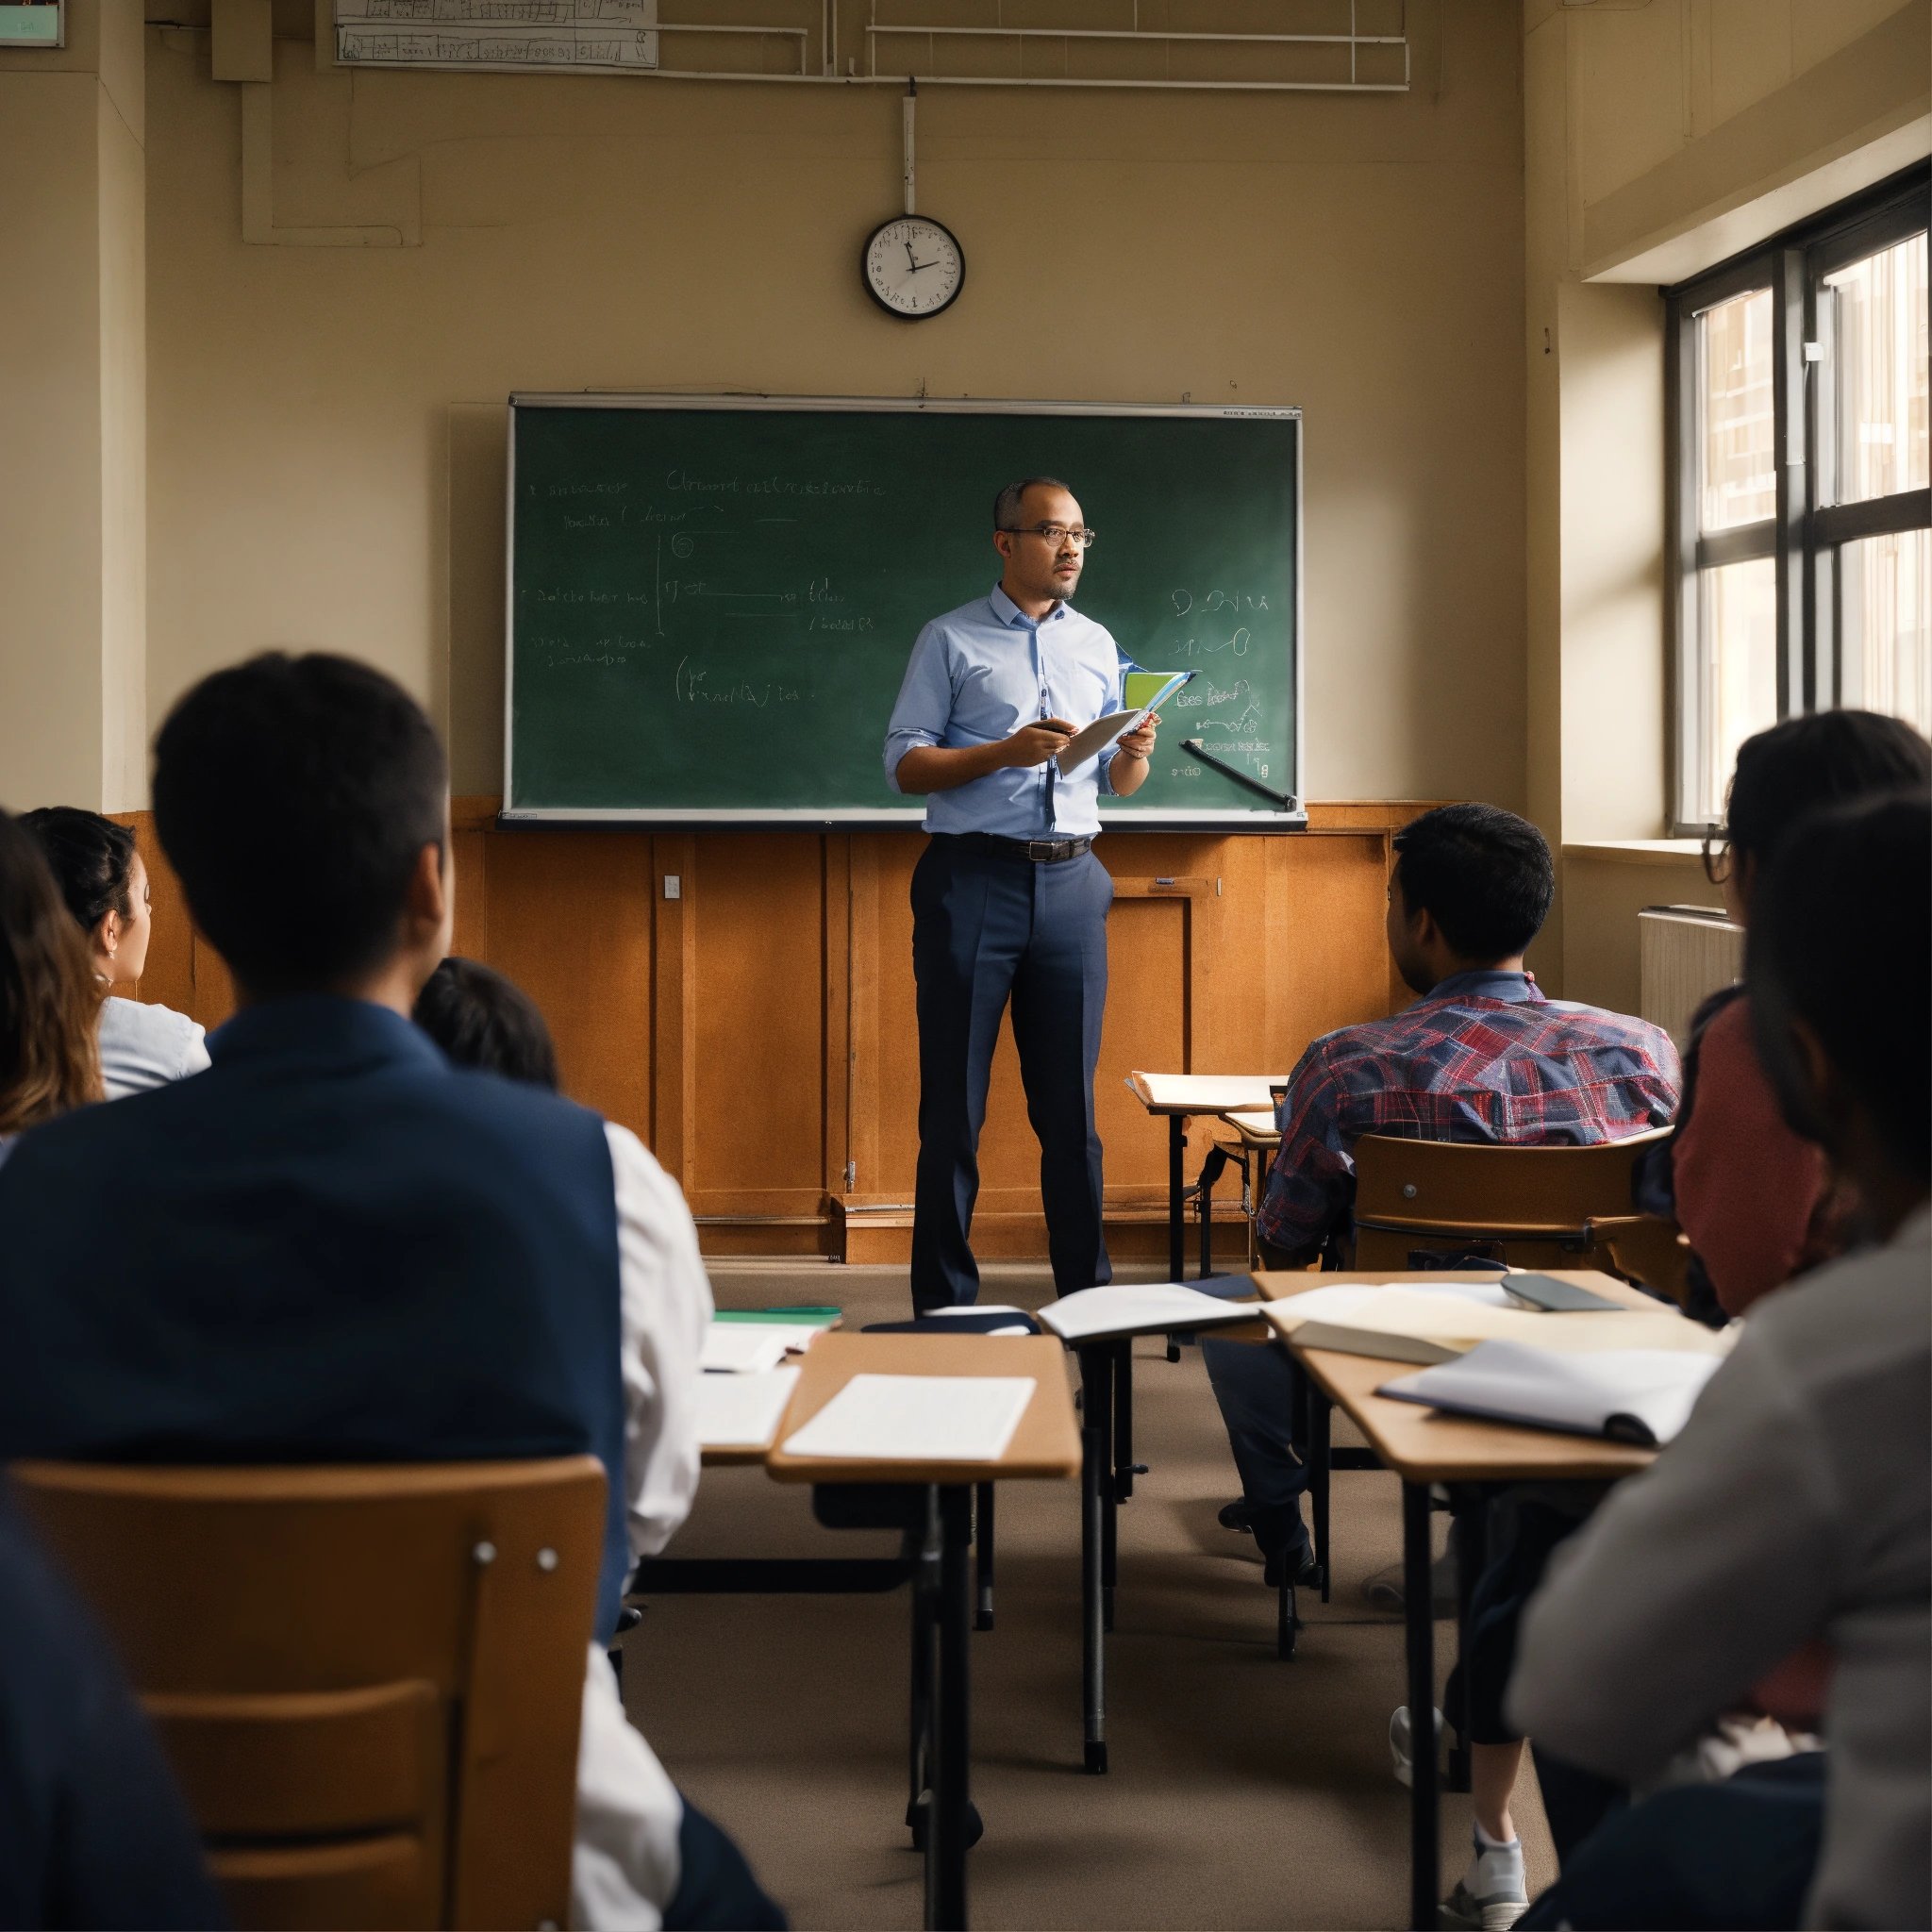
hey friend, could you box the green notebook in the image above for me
[711,1307,841,1326]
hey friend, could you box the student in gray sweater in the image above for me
[1508,791,1930,1932]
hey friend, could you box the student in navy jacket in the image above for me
[0,653,777,1932]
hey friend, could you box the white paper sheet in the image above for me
[1039,1282,1260,1342]
[700,1325,791,1374]
[780,1374,1037,1462]
[696,1365,801,1451]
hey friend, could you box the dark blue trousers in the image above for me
[909,837,1113,1312]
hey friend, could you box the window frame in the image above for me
[1666,163,1931,834]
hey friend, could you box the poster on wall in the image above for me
[0,1,63,48]
[334,0,658,74]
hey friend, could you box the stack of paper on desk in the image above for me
[696,1365,801,1452]
[1378,1341,1724,1447]
[701,1319,830,1374]
[1265,1285,1731,1366]
[780,1375,1037,1462]
[1038,1282,1262,1343]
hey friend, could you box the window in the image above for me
[1669,167,1930,830]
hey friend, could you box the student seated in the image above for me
[1202,802,1678,1927]
[414,954,559,1088]
[0,808,102,1141]
[0,1491,225,1930]
[0,654,778,1932]
[1508,791,1931,1931]
[20,807,208,1097]
[1659,711,1930,1318]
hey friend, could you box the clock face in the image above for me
[862,216,965,320]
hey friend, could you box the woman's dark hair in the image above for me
[413,957,558,1091]
[0,809,103,1133]
[153,652,447,999]
[1391,803,1555,962]
[18,807,137,940]
[1748,790,1930,1176]
[1725,710,1932,874]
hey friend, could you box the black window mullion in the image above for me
[1813,488,1932,547]
[1694,522,1777,569]
[1772,247,1809,718]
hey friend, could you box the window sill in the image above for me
[1561,839,1707,865]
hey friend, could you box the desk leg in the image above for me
[1167,1114,1186,1282]
[1078,1347,1109,1774]
[908,1493,939,1842]
[1113,1340,1138,1504]
[974,1483,995,1632]
[1403,1480,1439,1932]
[1310,1382,1332,1605]
[928,1485,973,1932]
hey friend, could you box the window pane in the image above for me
[1695,558,1778,823]
[1825,230,1930,504]
[1840,527,1932,735]
[1698,288,1775,531]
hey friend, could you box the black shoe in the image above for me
[1263,1541,1320,1590]
[907,1793,985,1853]
[1218,1498,1258,1535]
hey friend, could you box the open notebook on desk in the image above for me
[696,1365,801,1452]
[1379,1341,1724,1448]
[1039,1281,1261,1343]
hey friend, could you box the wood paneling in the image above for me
[112,798,1438,1259]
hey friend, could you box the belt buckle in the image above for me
[1026,839,1053,861]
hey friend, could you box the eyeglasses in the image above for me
[1701,827,1732,885]
[1000,522,1097,551]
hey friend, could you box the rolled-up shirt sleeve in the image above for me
[1256,1040,1353,1261]
[883,622,953,793]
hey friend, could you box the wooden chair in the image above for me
[1349,1127,1676,1274]
[8,1457,606,1932]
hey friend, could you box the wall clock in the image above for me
[861,215,965,321]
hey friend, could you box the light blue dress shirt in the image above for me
[883,585,1139,837]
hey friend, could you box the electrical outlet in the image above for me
[663,875,681,900]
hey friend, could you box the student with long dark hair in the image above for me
[19,808,208,1099]
[0,809,101,1139]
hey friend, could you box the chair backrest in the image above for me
[8,1457,606,1932]
[1349,1129,1674,1272]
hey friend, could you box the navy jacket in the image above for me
[0,997,631,1641]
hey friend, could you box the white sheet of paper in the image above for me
[700,1325,791,1374]
[780,1374,1037,1462]
[696,1365,801,1451]
[1269,1287,1730,1357]
[1040,1282,1260,1342]
[1276,1282,1518,1327]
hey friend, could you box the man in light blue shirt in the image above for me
[883,477,1160,1311]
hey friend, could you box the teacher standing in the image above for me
[883,477,1160,1313]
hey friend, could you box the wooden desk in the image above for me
[1255,1269,1663,1929]
[768,1334,1079,1932]
[1124,1072,1286,1280]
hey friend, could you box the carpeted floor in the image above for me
[621,1262,1556,1929]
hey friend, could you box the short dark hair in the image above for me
[1748,790,1930,1175]
[1726,710,1931,873]
[413,957,559,1091]
[152,653,447,999]
[18,807,137,938]
[993,477,1071,530]
[1391,803,1554,962]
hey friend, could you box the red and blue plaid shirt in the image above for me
[1257,970,1681,1260]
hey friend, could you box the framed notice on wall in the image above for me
[0,2,64,47]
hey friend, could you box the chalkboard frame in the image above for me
[502,392,1307,830]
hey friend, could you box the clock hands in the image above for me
[902,238,939,274]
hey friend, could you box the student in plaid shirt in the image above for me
[1206,803,1678,1929]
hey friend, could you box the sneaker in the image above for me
[1388,1704,1444,1789]
[1440,1875,1527,1931]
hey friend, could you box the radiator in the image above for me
[1639,906,1744,1050]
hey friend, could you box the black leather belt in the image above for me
[949,831,1095,864]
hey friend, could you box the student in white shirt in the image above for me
[1507,791,1931,1931]
[19,808,208,1097]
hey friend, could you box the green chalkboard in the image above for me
[506,397,1303,824]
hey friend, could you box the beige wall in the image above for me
[144,4,1527,805]
[1522,0,1927,1008]
[0,0,148,813]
